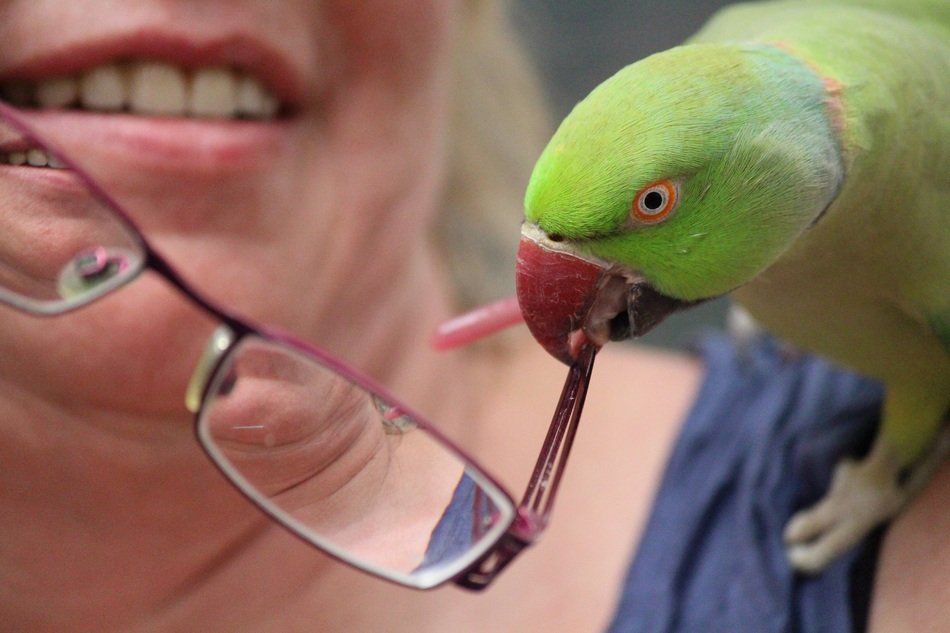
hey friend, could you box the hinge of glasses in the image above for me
[184,325,236,413]
[454,509,542,591]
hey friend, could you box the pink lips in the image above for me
[15,110,289,177]
[0,27,313,174]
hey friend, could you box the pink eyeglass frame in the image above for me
[0,100,596,591]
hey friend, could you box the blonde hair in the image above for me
[438,0,552,309]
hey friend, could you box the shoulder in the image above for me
[869,458,950,632]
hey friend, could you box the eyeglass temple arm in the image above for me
[453,346,597,590]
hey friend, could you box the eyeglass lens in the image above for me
[197,334,513,586]
[0,114,144,314]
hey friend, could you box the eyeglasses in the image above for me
[0,100,596,591]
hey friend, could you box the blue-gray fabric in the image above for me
[420,472,478,570]
[607,334,885,633]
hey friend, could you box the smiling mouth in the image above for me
[0,59,284,121]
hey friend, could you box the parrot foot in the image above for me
[783,427,950,574]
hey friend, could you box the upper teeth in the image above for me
[1,61,281,120]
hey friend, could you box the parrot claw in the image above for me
[784,428,950,573]
[783,452,904,574]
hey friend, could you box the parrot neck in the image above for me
[742,43,846,222]
[765,41,848,150]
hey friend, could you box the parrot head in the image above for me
[517,43,844,363]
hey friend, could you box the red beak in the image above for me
[516,225,703,364]
[515,230,607,364]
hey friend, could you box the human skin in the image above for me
[0,0,463,629]
[0,1,944,632]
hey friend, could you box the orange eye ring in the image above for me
[631,179,678,225]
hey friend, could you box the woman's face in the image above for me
[0,0,458,416]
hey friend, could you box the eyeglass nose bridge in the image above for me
[185,325,237,413]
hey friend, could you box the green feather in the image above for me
[525,42,843,299]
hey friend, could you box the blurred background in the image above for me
[513,0,736,349]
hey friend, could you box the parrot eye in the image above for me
[631,179,678,225]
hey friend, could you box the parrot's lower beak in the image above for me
[516,223,699,364]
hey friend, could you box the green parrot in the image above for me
[515,0,949,573]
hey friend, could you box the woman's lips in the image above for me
[0,18,336,240]
[0,28,317,173]
[10,109,290,177]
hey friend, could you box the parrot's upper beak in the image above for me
[516,223,699,364]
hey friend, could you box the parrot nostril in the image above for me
[548,233,564,242]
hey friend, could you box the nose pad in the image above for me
[185,325,236,414]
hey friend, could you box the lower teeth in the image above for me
[0,150,65,169]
